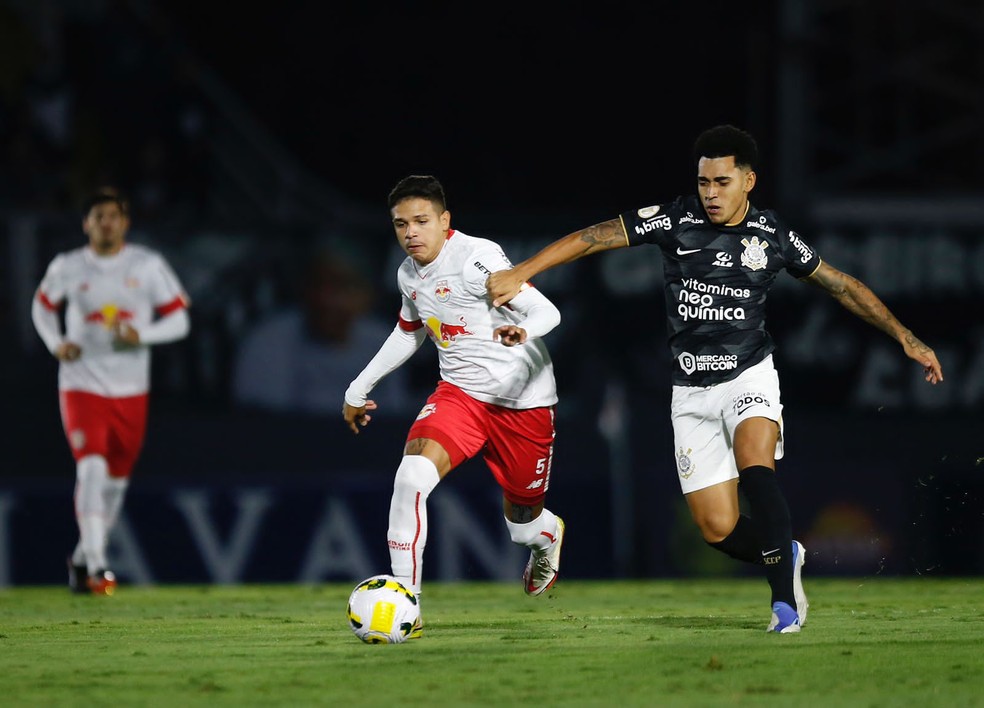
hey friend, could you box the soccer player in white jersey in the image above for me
[32,187,191,595]
[488,125,943,633]
[343,175,566,633]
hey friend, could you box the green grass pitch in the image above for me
[1,577,982,706]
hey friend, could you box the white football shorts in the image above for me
[670,354,784,494]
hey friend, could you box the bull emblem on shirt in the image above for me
[84,303,134,329]
[425,316,473,348]
[434,280,452,303]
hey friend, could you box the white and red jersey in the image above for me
[397,230,557,409]
[34,244,189,397]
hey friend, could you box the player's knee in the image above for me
[392,455,441,496]
[694,511,737,544]
[76,455,109,484]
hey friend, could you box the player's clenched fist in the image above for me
[487,270,524,308]
[112,321,140,347]
[343,400,378,434]
[493,325,528,347]
[55,341,82,361]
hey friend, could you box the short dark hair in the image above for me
[387,175,447,213]
[81,186,130,218]
[693,125,758,170]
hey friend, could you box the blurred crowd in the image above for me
[2,1,969,423]
[0,1,416,415]
[0,0,209,225]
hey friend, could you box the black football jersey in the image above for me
[619,194,822,386]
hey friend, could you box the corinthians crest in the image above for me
[740,235,769,271]
[676,447,695,479]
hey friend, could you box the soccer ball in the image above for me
[346,575,421,644]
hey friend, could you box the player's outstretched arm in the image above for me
[488,218,627,307]
[806,262,943,384]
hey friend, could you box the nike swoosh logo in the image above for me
[676,247,700,255]
[762,547,781,556]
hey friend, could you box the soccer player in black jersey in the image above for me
[487,124,943,632]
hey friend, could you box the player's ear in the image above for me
[744,169,757,194]
[440,210,451,230]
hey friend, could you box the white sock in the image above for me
[505,508,559,553]
[104,476,129,529]
[75,455,110,574]
[71,542,85,568]
[388,455,440,596]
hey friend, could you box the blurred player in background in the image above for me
[32,187,190,595]
[488,125,943,633]
[343,175,565,634]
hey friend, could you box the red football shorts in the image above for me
[407,381,556,506]
[58,390,149,478]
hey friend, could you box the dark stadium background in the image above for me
[2,0,981,586]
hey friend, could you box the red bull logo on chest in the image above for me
[425,316,473,348]
[84,303,134,329]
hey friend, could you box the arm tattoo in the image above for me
[901,330,934,356]
[810,264,940,379]
[576,219,625,256]
[813,264,905,340]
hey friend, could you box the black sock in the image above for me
[738,465,795,608]
[709,515,763,564]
